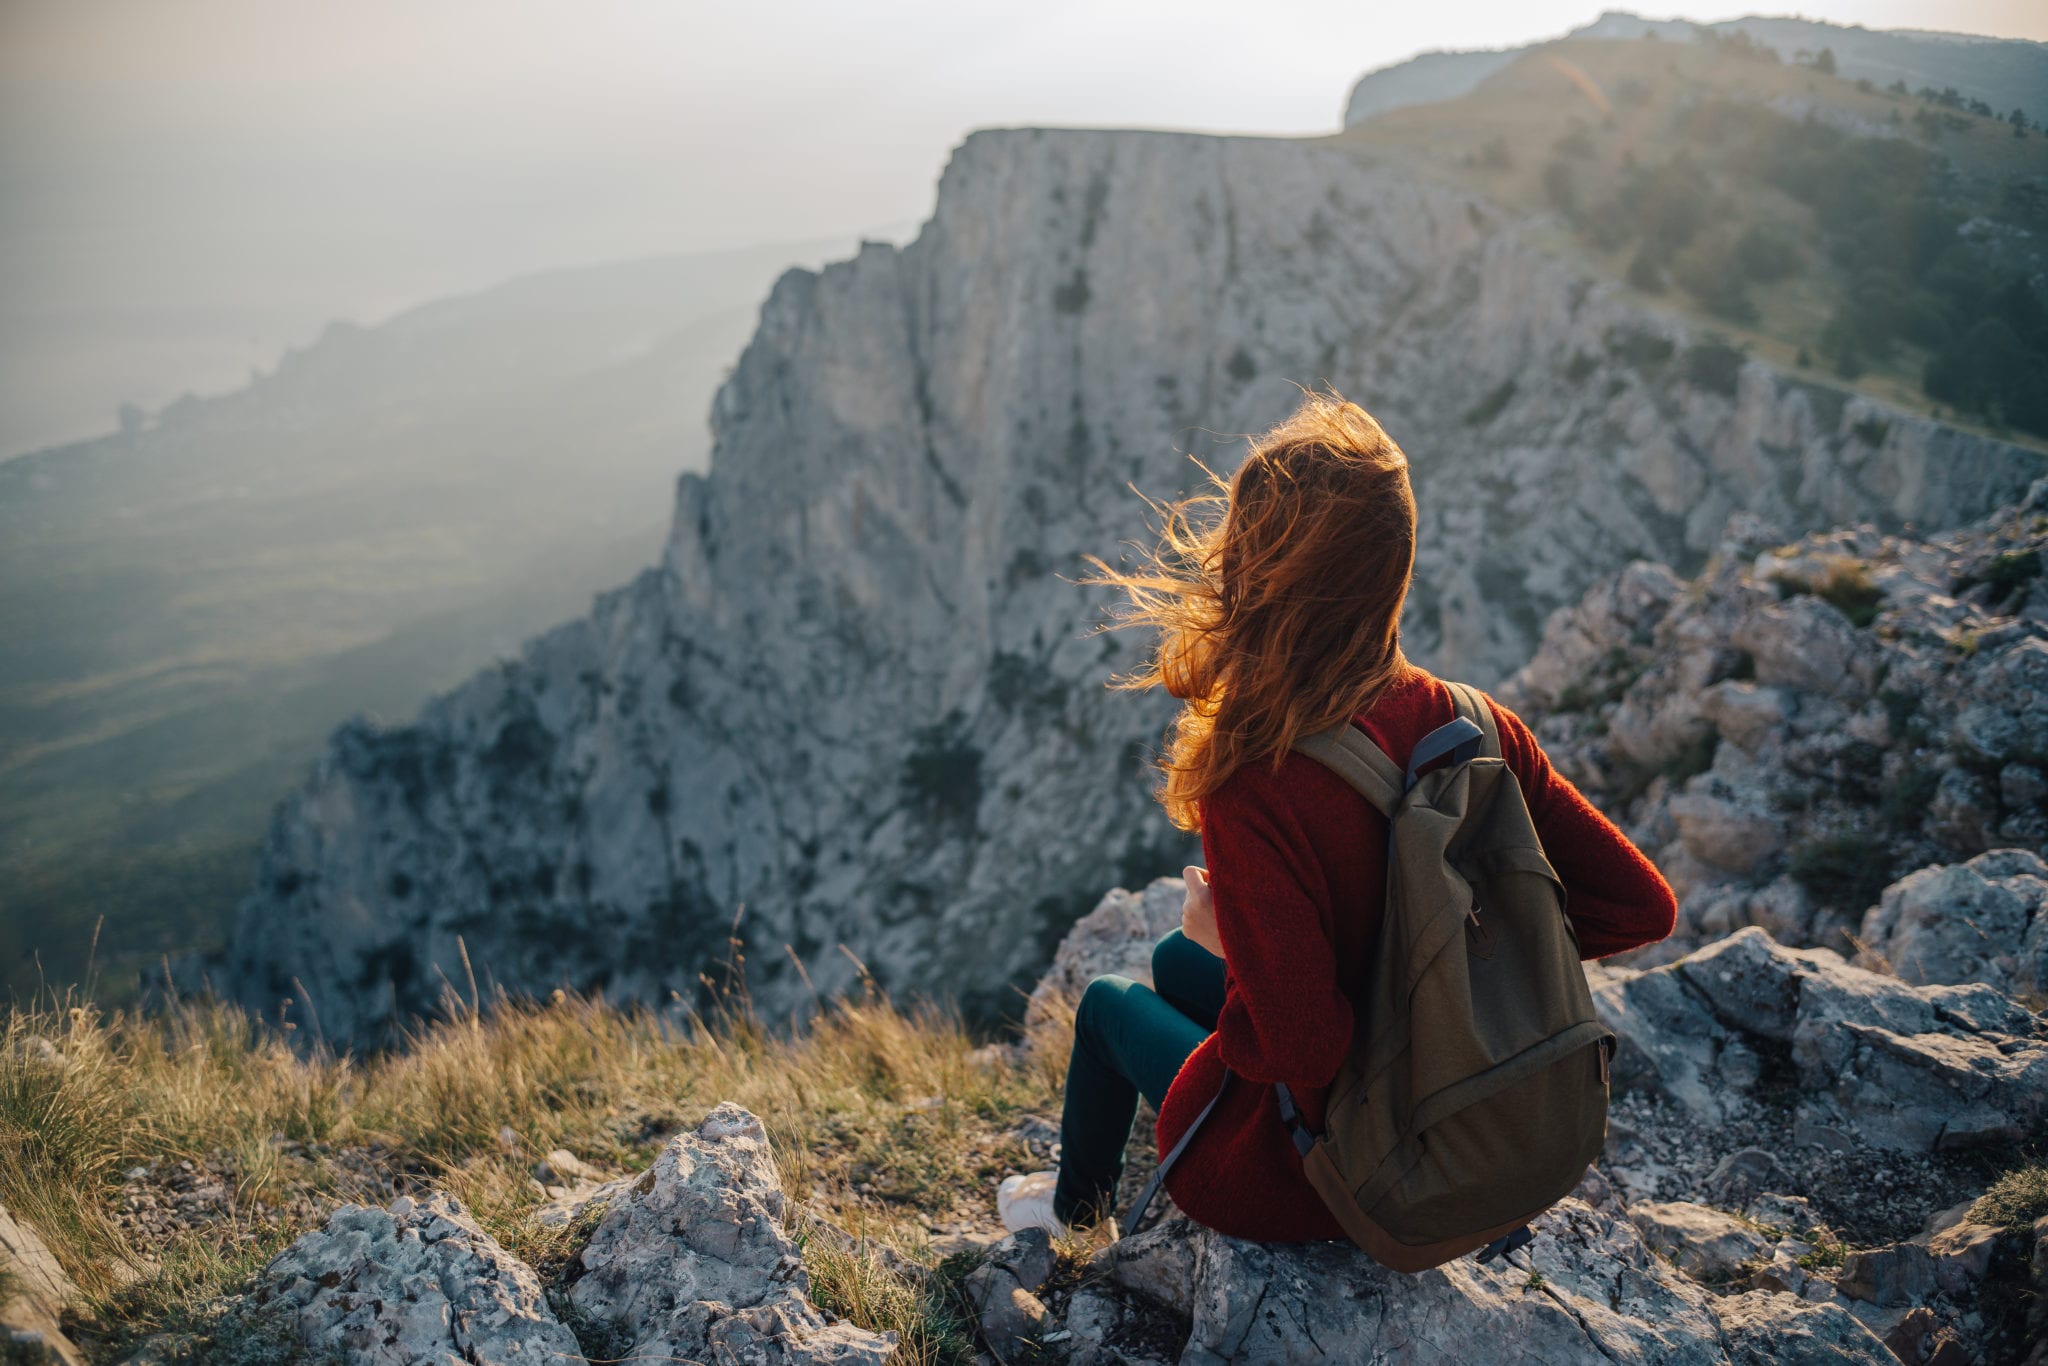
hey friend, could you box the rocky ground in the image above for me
[1498,477,2048,978]
[9,863,2042,1365]
[9,494,2048,1364]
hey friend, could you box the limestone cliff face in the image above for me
[218,127,2047,1046]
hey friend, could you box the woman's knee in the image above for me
[1076,973,1136,1027]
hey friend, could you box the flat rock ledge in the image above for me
[234,1102,894,1366]
[1094,1200,1893,1366]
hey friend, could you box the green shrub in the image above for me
[1958,549,2042,600]
[1684,340,1747,396]
[1970,1163,2048,1234]
[1816,559,1884,628]
[1662,726,1721,784]
[1463,380,1517,427]
[1786,833,1893,912]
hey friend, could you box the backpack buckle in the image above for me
[1465,902,1495,960]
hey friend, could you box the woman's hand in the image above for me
[1180,865,1224,957]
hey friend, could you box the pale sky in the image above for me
[2,0,2043,456]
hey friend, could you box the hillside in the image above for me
[205,118,2046,1050]
[7,840,2048,1362]
[0,241,843,1000]
[1332,34,2048,440]
[1343,11,2048,128]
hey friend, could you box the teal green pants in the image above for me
[1053,929,1225,1224]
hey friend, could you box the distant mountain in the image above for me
[1343,10,2048,128]
[0,239,849,995]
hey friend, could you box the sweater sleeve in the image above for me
[1484,693,1678,959]
[1196,765,1354,1089]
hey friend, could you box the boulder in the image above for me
[961,1260,1048,1360]
[1591,927,2048,1156]
[569,1102,895,1365]
[246,1191,580,1365]
[1628,1200,1773,1281]
[0,1202,86,1366]
[1716,1291,1897,1365]
[533,1148,601,1188]
[1026,878,1184,1029]
[1836,1216,2002,1306]
[1857,849,2048,996]
[1096,1199,1916,1364]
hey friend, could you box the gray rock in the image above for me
[533,1148,600,1188]
[246,1191,579,1365]
[1705,1149,1789,1211]
[1836,1213,2001,1308]
[0,1202,86,1366]
[527,1176,629,1230]
[1098,1200,1886,1364]
[1026,878,1185,1031]
[1502,496,2048,969]
[961,1262,1048,1360]
[1717,1291,1897,1364]
[1858,849,2048,996]
[983,1228,1056,1296]
[1628,1200,1774,1281]
[1593,928,2048,1155]
[213,124,2048,1047]
[569,1102,894,1365]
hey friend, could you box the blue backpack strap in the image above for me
[1122,1069,1231,1235]
[1404,716,1484,792]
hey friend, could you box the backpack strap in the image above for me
[1122,1069,1230,1236]
[1293,723,1404,816]
[1443,681,1501,760]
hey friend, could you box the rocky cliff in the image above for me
[216,125,2047,1047]
[1498,476,2048,968]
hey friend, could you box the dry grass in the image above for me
[2,979,1082,1364]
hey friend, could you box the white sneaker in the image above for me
[997,1170,1068,1236]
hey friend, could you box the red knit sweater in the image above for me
[1154,665,1676,1241]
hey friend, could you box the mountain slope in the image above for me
[0,241,844,996]
[211,125,2046,1047]
[1343,10,2048,128]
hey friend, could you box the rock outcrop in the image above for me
[236,1104,891,1366]
[245,1192,580,1364]
[568,1102,895,1365]
[1099,1197,1894,1365]
[1,1201,86,1366]
[1501,478,2048,964]
[1857,849,2048,998]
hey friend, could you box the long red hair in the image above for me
[1089,392,1417,832]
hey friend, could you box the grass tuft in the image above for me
[3,979,1080,1364]
[1970,1163,2048,1235]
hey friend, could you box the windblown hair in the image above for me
[1089,392,1417,832]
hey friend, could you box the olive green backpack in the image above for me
[1125,682,1613,1271]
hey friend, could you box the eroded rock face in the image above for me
[215,125,2046,1048]
[247,1192,579,1365]
[1857,849,2048,996]
[1099,1199,1892,1365]
[568,1102,895,1366]
[1594,927,2048,1158]
[1500,482,2048,966]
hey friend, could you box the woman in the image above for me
[998,392,1676,1241]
